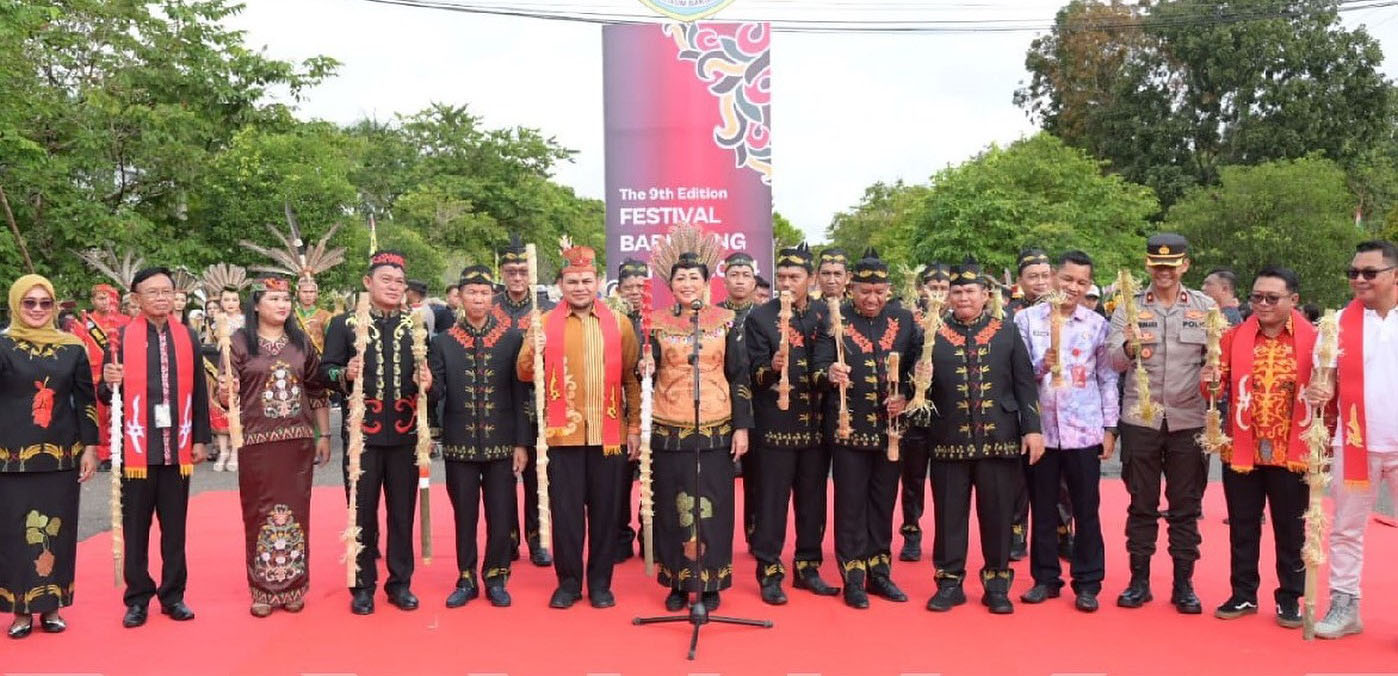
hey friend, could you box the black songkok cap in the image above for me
[459,265,495,288]
[617,258,648,281]
[1017,248,1050,274]
[851,247,889,283]
[949,257,985,287]
[499,233,528,266]
[776,242,814,272]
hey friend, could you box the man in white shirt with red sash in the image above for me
[1306,240,1398,639]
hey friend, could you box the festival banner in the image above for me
[603,22,773,307]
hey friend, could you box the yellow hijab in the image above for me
[7,274,82,347]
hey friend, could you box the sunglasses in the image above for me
[1346,265,1396,281]
[1248,293,1289,306]
[21,298,54,310]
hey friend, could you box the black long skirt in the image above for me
[0,470,80,614]
[654,448,735,592]
[238,439,315,606]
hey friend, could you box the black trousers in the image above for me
[930,457,1020,586]
[741,449,760,543]
[1028,447,1104,593]
[1222,463,1307,604]
[832,446,899,579]
[351,443,418,594]
[1013,460,1074,544]
[617,459,639,550]
[548,445,627,594]
[514,447,542,551]
[752,444,831,582]
[122,464,190,608]
[899,429,931,535]
[1121,421,1207,562]
[446,459,517,588]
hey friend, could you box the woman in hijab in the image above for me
[0,275,99,638]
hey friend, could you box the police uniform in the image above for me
[1106,233,1215,614]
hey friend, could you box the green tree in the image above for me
[824,181,930,272]
[772,210,804,252]
[1015,0,1392,210]
[907,134,1158,281]
[1165,156,1360,308]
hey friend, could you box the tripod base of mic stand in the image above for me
[633,596,773,660]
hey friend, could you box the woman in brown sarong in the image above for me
[223,277,330,617]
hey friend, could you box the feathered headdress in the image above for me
[649,223,724,285]
[239,203,346,282]
[201,263,249,298]
[171,266,201,296]
[75,246,146,291]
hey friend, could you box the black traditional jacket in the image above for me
[718,298,756,331]
[649,304,754,452]
[816,302,920,451]
[923,311,1042,460]
[320,308,421,447]
[492,290,554,333]
[428,314,528,462]
[0,337,99,472]
[744,297,833,449]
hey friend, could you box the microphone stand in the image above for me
[634,300,771,660]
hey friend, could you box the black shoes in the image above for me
[122,604,148,628]
[350,590,375,615]
[1075,592,1099,613]
[386,589,419,612]
[527,535,552,567]
[926,585,967,612]
[1020,584,1061,604]
[842,571,870,609]
[1171,582,1202,615]
[39,612,66,633]
[1117,580,1152,608]
[549,588,582,609]
[486,585,512,608]
[445,585,479,609]
[983,591,1014,615]
[866,575,908,603]
[1009,528,1028,561]
[702,591,720,611]
[899,533,922,562]
[588,589,616,609]
[614,539,634,564]
[793,569,840,596]
[759,580,788,606]
[8,617,32,639]
[160,602,195,622]
[664,588,687,611]
[1276,599,1303,629]
[1214,596,1259,620]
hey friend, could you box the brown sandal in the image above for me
[283,600,304,613]
[250,603,273,618]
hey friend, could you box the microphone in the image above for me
[689,299,703,312]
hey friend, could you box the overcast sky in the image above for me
[227,0,1398,241]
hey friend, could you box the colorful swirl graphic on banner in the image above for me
[665,22,773,185]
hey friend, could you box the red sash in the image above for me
[121,317,196,478]
[542,303,624,453]
[1337,299,1371,486]
[1227,311,1315,473]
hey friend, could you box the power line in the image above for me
[349,0,1398,34]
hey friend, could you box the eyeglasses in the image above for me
[1248,293,1288,306]
[21,299,54,310]
[1346,266,1396,281]
[139,289,176,298]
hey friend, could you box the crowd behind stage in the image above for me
[0,228,1394,649]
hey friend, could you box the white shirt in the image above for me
[1321,305,1398,452]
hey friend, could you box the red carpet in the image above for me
[6,480,1398,675]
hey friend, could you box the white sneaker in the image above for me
[1314,592,1363,639]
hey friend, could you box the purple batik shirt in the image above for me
[1014,302,1119,450]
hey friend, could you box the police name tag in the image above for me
[154,403,172,429]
